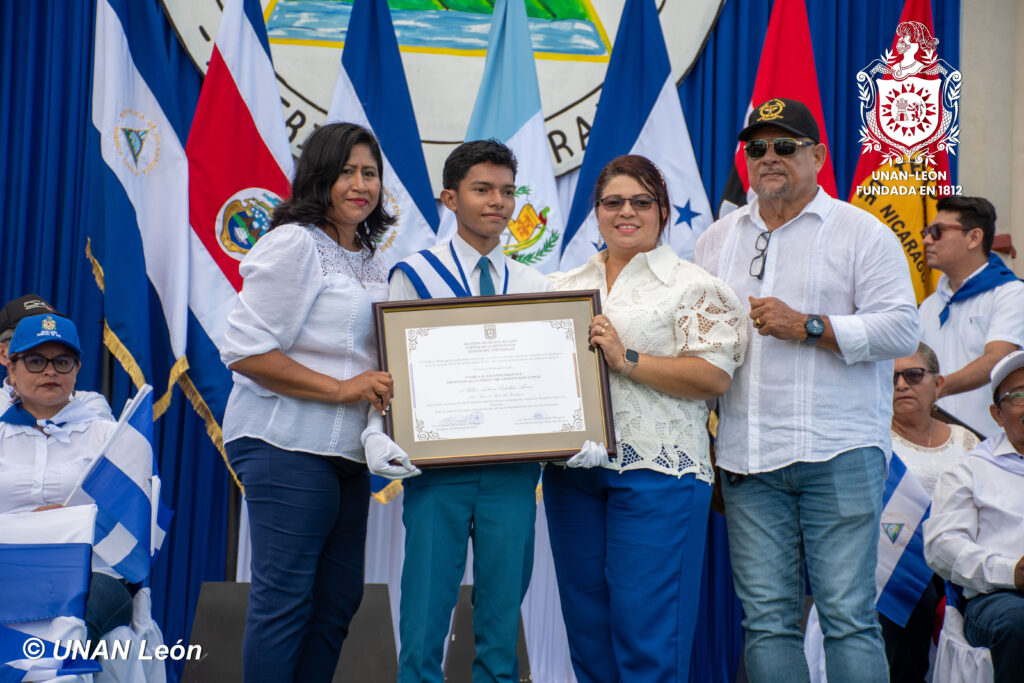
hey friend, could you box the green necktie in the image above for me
[477,256,495,296]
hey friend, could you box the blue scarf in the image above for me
[939,252,1020,326]
[0,401,39,427]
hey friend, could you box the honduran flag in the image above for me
[0,506,102,680]
[437,0,566,273]
[559,0,712,269]
[876,453,934,627]
[185,0,294,453]
[327,0,438,267]
[717,0,837,216]
[88,0,191,417]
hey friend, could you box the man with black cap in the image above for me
[0,294,113,420]
[924,350,1024,682]
[695,98,919,682]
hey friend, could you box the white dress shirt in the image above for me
[919,269,1024,437]
[0,380,115,421]
[924,432,1024,598]
[694,188,920,473]
[389,233,552,301]
[221,223,389,461]
[550,246,748,482]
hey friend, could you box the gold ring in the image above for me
[602,323,609,332]
[754,318,763,329]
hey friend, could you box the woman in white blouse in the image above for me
[220,123,394,682]
[545,155,748,682]
[883,342,979,682]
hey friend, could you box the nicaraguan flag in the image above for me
[327,0,438,267]
[437,0,566,273]
[876,453,934,627]
[0,506,102,680]
[559,0,712,269]
[185,0,294,450]
[67,386,171,584]
[88,0,191,417]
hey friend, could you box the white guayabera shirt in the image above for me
[695,188,920,474]
[550,245,748,483]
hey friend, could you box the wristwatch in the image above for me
[804,315,825,345]
[621,348,639,377]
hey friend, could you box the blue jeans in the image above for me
[964,590,1024,683]
[544,466,711,683]
[721,447,888,683]
[227,437,370,683]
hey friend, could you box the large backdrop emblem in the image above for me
[216,188,284,260]
[856,20,960,165]
[113,109,160,175]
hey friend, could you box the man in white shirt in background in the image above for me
[918,196,1024,437]
[924,350,1024,683]
[694,97,919,683]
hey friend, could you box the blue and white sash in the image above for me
[390,242,508,300]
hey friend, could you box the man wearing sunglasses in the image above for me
[0,294,113,420]
[695,97,919,683]
[925,350,1024,683]
[917,196,1024,438]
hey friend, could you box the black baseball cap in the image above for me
[0,294,57,337]
[738,98,821,144]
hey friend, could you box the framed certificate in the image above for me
[373,290,616,467]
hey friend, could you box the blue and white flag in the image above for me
[559,0,712,269]
[67,386,172,584]
[0,506,102,680]
[327,0,438,267]
[437,0,566,273]
[89,0,191,417]
[876,453,933,627]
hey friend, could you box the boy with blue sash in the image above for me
[362,140,601,683]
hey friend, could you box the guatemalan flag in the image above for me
[185,0,294,448]
[437,0,566,274]
[327,0,438,267]
[559,0,712,269]
[88,0,191,417]
[0,506,102,681]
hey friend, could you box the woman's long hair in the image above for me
[270,123,396,252]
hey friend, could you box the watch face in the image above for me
[625,349,640,363]
[807,316,825,336]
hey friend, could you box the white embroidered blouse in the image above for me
[550,246,748,483]
[221,223,389,461]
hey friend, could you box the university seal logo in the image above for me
[216,188,284,260]
[856,21,960,165]
[113,109,160,175]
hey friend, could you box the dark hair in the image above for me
[936,195,996,255]
[914,341,940,375]
[593,155,670,237]
[442,139,517,190]
[270,123,395,252]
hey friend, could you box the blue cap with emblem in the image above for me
[9,314,82,357]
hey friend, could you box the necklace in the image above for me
[893,419,935,448]
[340,245,366,289]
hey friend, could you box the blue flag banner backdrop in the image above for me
[560,0,712,268]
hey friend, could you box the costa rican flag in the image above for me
[184,0,294,446]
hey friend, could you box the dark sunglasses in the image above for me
[921,222,970,241]
[13,352,79,374]
[749,230,771,280]
[744,138,816,159]
[893,367,930,386]
[597,194,658,212]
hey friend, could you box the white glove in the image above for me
[361,408,421,480]
[566,440,610,468]
[364,433,421,480]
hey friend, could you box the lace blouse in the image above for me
[221,223,389,460]
[891,424,980,498]
[550,246,748,483]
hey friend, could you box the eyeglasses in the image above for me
[597,194,658,212]
[995,389,1024,407]
[922,222,969,241]
[893,367,930,386]
[749,230,772,279]
[12,353,78,374]
[744,138,816,159]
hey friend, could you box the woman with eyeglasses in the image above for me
[0,314,134,641]
[544,155,748,682]
[884,341,980,682]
